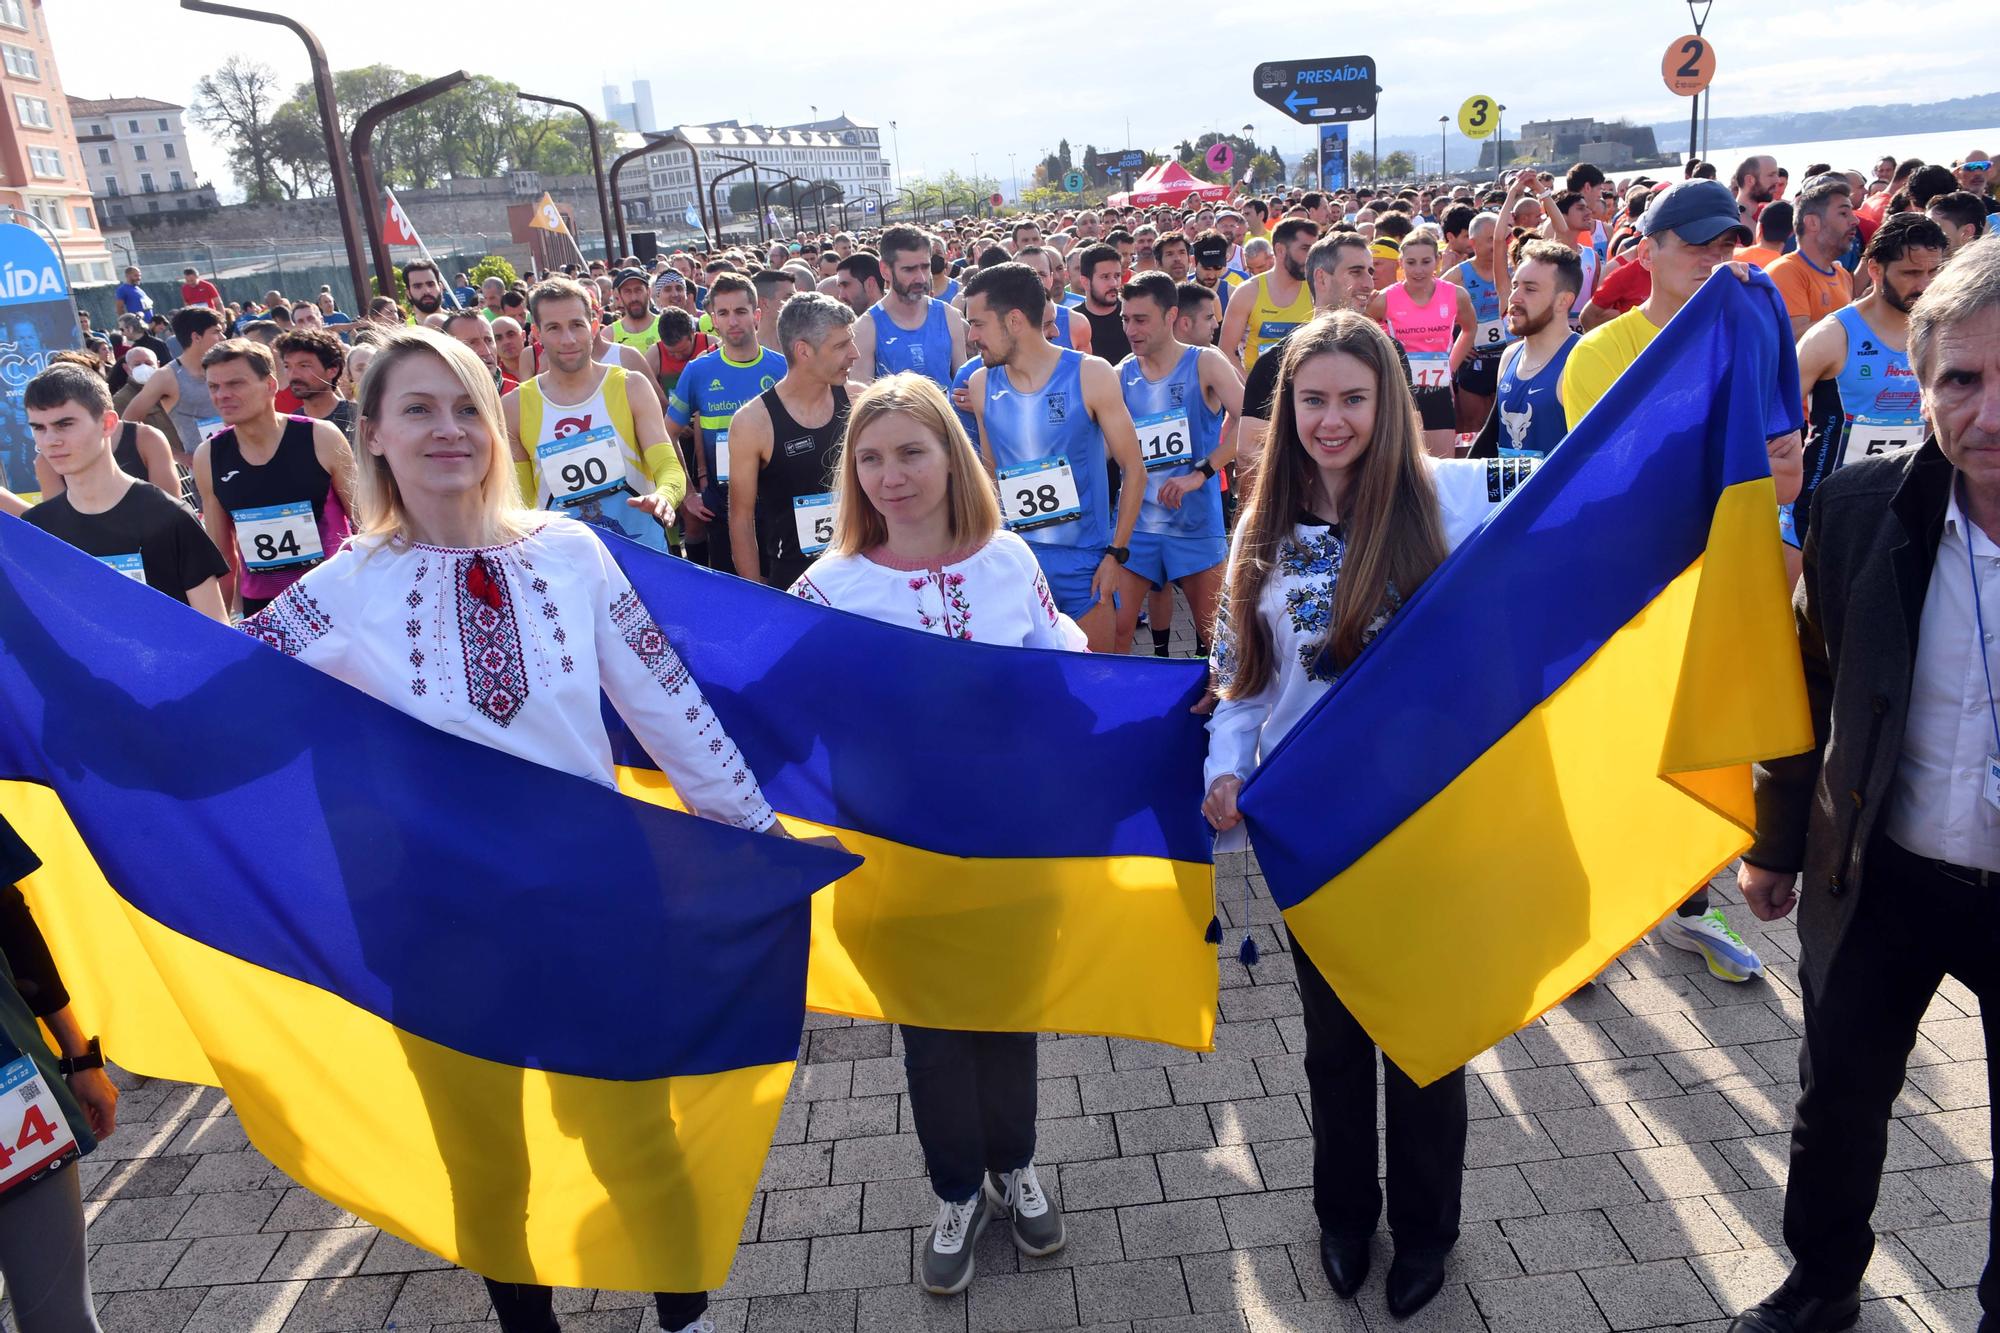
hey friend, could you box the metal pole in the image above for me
[181,0,368,311]
[1439,116,1447,182]
[610,134,687,258]
[352,70,469,308]
[519,92,615,265]
[707,157,755,247]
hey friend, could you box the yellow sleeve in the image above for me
[642,440,687,511]
[1558,337,1608,425]
[514,459,537,506]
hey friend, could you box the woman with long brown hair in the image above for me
[1200,310,1534,1319]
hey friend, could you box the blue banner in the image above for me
[1319,124,1349,192]
[0,218,80,492]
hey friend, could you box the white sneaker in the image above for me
[663,1317,714,1333]
[1661,907,1763,981]
[991,1162,1066,1256]
[920,1189,994,1294]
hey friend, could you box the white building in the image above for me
[67,95,215,225]
[618,116,892,228]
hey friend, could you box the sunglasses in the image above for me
[1963,161,1993,172]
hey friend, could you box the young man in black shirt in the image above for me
[21,363,229,620]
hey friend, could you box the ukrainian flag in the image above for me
[1239,273,1815,1087]
[0,517,858,1293]
[601,541,1220,1051]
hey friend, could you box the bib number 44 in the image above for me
[0,1053,80,1198]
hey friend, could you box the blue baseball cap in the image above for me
[1639,179,1753,246]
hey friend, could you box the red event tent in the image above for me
[1105,160,1231,209]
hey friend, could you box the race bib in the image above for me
[998,456,1082,532]
[196,416,226,443]
[232,502,323,571]
[97,553,146,583]
[1134,410,1193,472]
[537,425,626,504]
[0,1051,80,1198]
[1838,415,1924,469]
[1409,353,1451,390]
[712,428,731,485]
[793,492,836,556]
[1475,318,1507,351]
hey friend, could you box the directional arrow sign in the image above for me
[1254,56,1378,125]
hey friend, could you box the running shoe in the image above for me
[920,1187,995,1294]
[1661,907,1763,981]
[990,1162,1066,1256]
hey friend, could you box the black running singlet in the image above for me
[753,383,851,591]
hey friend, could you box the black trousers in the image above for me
[485,1280,706,1332]
[901,1025,1038,1204]
[1291,928,1467,1255]
[1784,836,1997,1320]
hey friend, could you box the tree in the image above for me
[1351,150,1376,181]
[191,56,288,202]
[468,254,518,289]
[268,101,330,199]
[726,180,760,215]
[1247,153,1283,189]
[1382,151,1415,179]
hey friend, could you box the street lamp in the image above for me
[179,0,368,309]
[352,71,468,306]
[1439,115,1448,182]
[890,120,902,194]
[519,91,616,265]
[1008,152,1017,205]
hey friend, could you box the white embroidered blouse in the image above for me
[1204,457,1537,845]
[241,514,775,830]
[787,530,1088,650]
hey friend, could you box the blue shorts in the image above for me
[1027,542,1108,618]
[1778,501,1801,550]
[1127,531,1228,590]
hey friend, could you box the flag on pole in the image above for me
[382,189,460,308]
[529,191,565,232]
[1237,272,1814,1087]
[383,189,421,246]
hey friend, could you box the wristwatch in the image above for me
[1194,459,1217,480]
[1106,545,1131,566]
[58,1036,103,1076]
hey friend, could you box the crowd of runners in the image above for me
[2,142,1998,1333]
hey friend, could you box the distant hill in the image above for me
[1645,91,2000,152]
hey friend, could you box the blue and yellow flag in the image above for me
[1240,273,1815,1087]
[602,542,1220,1051]
[0,516,858,1292]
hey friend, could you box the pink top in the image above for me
[1382,280,1459,357]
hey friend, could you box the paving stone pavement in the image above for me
[4,621,1991,1332]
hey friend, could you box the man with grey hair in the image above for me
[726,291,866,587]
[1729,236,2000,1333]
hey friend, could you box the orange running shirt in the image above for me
[1767,252,1854,329]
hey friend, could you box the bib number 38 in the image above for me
[997,456,1083,532]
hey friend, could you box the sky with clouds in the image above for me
[49,1,2000,200]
